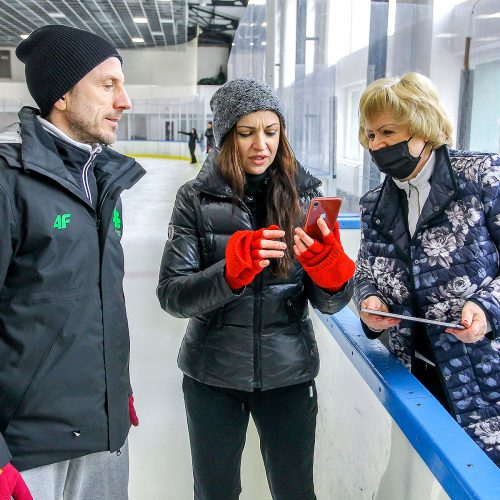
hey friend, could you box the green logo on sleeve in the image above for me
[53,213,71,230]
[113,208,122,236]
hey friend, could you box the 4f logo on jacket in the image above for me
[113,208,122,236]
[53,213,71,230]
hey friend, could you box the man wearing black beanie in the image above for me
[0,25,145,500]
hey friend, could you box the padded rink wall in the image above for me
[312,307,500,500]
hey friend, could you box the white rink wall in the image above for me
[313,312,449,500]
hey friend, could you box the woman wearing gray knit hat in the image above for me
[158,78,355,499]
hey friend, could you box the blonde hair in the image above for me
[358,72,453,150]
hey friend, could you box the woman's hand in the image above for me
[255,228,287,268]
[293,217,329,256]
[359,295,400,332]
[293,218,355,292]
[445,301,488,343]
[224,226,285,290]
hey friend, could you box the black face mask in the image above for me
[369,138,426,180]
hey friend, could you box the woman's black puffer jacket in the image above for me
[157,151,353,391]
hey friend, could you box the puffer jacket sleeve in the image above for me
[467,153,500,339]
[0,182,17,467]
[157,184,239,318]
[353,199,389,339]
[306,275,353,314]
[354,201,384,306]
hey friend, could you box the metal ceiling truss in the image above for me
[188,0,247,46]
[0,0,193,49]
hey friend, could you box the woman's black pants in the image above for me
[189,145,196,163]
[182,375,318,500]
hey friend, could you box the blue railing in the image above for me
[318,307,500,499]
[338,214,360,229]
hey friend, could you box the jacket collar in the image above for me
[37,116,102,156]
[193,149,321,199]
[372,145,458,246]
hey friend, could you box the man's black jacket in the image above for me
[0,107,145,471]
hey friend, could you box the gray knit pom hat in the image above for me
[210,78,285,147]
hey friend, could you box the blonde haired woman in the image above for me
[354,72,500,466]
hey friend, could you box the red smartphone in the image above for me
[303,197,342,241]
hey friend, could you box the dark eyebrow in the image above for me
[237,123,279,129]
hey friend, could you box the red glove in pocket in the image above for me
[0,463,33,500]
[225,225,280,290]
[297,222,355,291]
[129,395,139,427]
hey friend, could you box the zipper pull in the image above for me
[408,182,413,199]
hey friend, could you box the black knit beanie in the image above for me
[210,78,285,147]
[16,25,122,117]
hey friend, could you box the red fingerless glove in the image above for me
[296,222,355,292]
[129,395,139,427]
[0,463,33,500]
[225,225,280,290]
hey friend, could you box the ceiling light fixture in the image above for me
[475,36,499,42]
[20,34,29,39]
[48,12,66,18]
[133,17,148,24]
[476,12,500,19]
[132,37,145,43]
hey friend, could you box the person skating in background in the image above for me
[0,25,144,499]
[158,78,355,499]
[204,121,215,154]
[179,128,199,164]
[354,72,500,466]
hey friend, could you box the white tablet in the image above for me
[360,308,465,330]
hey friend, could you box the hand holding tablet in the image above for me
[360,308,465,330]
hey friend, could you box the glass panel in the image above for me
[224,0,499,213]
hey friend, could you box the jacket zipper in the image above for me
[82,153,97,204]
[244,202,263,389]
[407,181,421,214]
[253,273,263,388]
[96,160,138,229]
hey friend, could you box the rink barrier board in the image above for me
[125,153,192,161]
[319,307,500,500]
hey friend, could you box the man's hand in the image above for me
[0,463,32,500]
[359,295,400,332]
[445,301,488,343]
[129,395,139,427]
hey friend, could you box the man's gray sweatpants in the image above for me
[20,440,129,500]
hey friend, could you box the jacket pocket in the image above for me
[285,297,311,367]
[0,300,75,431]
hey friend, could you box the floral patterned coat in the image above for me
[354,146,500,465]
